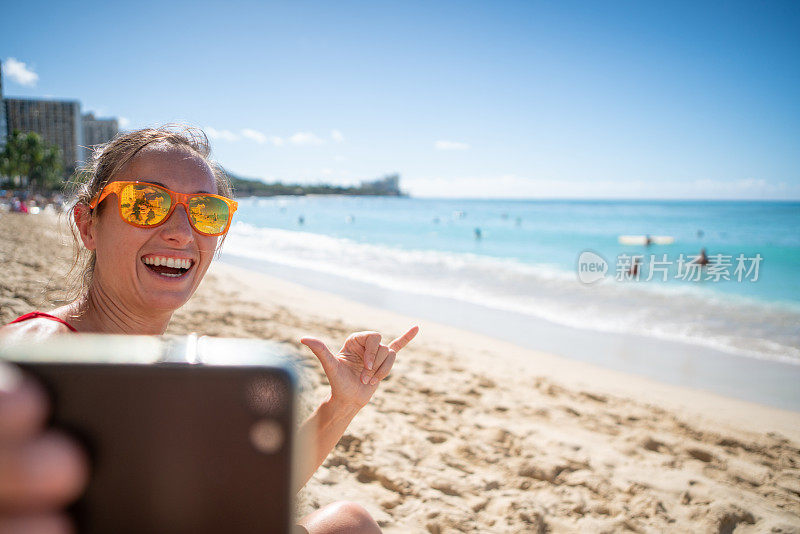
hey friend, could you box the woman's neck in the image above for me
[62,284,173,335]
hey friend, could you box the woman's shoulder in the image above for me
[0,312,75,342]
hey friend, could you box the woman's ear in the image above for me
[73,203,97,251]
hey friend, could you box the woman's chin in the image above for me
[138,265,198,308]
[144,293,192,314]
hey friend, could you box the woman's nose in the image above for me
[159,204,194,245]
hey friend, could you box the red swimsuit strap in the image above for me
[8,311,78,333]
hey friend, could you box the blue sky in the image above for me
[1,0,798,199]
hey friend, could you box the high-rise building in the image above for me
[82,112,119,149]
[4,98,83,174]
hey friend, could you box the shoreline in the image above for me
[219,252,800,413]
[225,196,800,367]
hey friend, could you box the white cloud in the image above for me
[331,129,345,143]
[118,117,130,128]
[206,127,331,147]
[289,132,325,146]
[434,140,469,151]
[241,129,286,146]
[241,128,268,144]
[205,127,239,142]
[2,58,38,86]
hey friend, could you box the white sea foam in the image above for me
[224,222,800,365]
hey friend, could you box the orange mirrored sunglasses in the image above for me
[89,181,238,236]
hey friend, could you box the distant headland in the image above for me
[226,171,406,197]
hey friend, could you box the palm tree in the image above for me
[0,130,64,190]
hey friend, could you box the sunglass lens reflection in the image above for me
[188,195,229,235]
[119,184,172,226]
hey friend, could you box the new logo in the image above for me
[577,251,608,284]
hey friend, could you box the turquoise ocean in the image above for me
[222,198,800,365]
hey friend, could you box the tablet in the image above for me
[1,334,299,534]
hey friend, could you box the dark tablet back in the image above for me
[2,335,299,534]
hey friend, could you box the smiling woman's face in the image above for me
[88,146,220,314]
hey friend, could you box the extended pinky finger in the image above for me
[369,350,396,385]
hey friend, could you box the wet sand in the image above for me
[2,211,799,533]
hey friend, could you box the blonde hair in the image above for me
[63,125,234,300]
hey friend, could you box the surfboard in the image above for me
[618,235,675,245]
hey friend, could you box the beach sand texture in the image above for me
[2,211,799,533]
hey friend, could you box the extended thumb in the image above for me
[300,337,334,370]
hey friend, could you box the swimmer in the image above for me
[692,247,710,266]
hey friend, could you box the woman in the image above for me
[0,126,418,533]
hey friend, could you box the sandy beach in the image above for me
[2,210,799,533]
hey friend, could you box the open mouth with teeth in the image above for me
[142,256,194,278]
